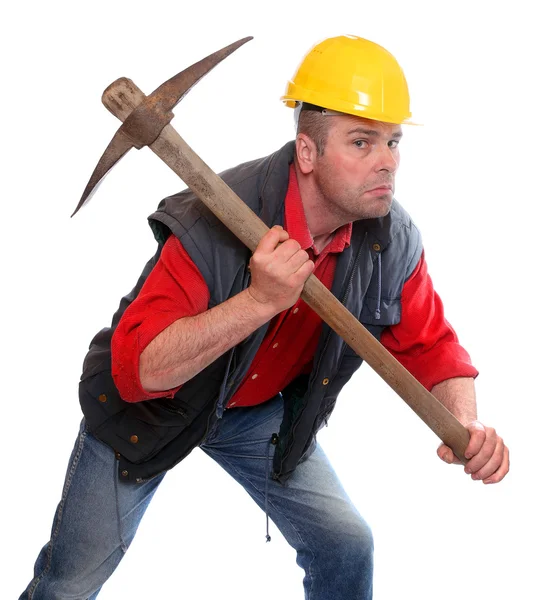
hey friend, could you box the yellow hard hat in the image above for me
[282,35,415,125]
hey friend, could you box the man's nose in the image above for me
[375,145,399,173]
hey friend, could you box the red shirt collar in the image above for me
[284,163,352,256]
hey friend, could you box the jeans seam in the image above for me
[27,425,88,599]
[207,449,318,594]
[114,457,129,553]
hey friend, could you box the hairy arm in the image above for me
[140,288,275,391]
[431,376,477,425]
[139,226,314,393]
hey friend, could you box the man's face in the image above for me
[312,115,402,222]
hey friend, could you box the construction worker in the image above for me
[20,35,509,599]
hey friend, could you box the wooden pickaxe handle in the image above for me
[102,77,470,463]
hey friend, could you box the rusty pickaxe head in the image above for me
[71,36,252,217]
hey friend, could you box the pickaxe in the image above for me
[73,36,470,463]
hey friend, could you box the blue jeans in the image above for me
[20,395,373,599]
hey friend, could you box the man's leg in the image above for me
[20,420,165,600]
[201,396,374,600]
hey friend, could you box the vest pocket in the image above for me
[81,370,195,464]
[340,295,402,360]
[101,402,191,464]
[359,294,401,327]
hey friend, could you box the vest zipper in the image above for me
[375,251,382,320]
[273,234,368,478]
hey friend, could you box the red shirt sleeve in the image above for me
[111,234,210,403]
[380,252,479,391]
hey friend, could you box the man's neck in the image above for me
[294,162,345,242]
[312,232,335,254]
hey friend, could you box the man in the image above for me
[21,35,509,599]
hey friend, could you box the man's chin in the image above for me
[366,196,393,219]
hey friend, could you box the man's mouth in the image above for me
[367,185,392,194]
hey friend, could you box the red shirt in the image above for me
[112,166,478,403]
[227,165,351,407]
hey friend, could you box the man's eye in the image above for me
[354,140,367,148]
[388,140,400,148]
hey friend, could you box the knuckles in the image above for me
[297,249,310,263]
[283,239,302,254]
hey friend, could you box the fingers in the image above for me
[437,443,461,465]
[438,421,509,484]
[273,239,305,267]
[252,229,311,277]
[483,445,510,484]
[464,422,495,474]
[285,246,313,274]
[248,226,314,313]
[463,420,487,460]
[469,436,505,481]
[255,225,289,254]
[253,227,303,272]
[461,421,509,484]
[293,256,315,280]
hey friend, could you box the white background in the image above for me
[2,1,548,598]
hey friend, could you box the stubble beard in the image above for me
[314,159,395,225]
[323,184,394,224]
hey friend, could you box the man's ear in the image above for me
[295,133,317,174]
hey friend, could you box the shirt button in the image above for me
[98,394,107,403]
[293,307,299,314]
[272,343,279,349]
[130,435,139,444]
[322,378,330,385]
[251,374,258,380]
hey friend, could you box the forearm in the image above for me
[431,376,477,425]
[139,288,276,392]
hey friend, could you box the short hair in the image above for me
[296,106,332,155]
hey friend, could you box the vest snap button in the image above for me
[322,378,330,385]
[121,470,128,477]
[130,435,139,444]
[373,243,381,252]
[98,394,107,403]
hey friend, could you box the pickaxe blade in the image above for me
[72,36,253,217]
[148,35,253,114]
[71,129,134,217]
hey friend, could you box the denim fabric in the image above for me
[20,397,373,599]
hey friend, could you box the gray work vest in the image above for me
[79,141,422,484]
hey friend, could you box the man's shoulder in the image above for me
[152,142,294,218]
[218,141,294,191]
[147,141,294,243]
[388,198,415,229]
[386,199,423,277]
[364,198,418,243]
[361,199,422,277]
